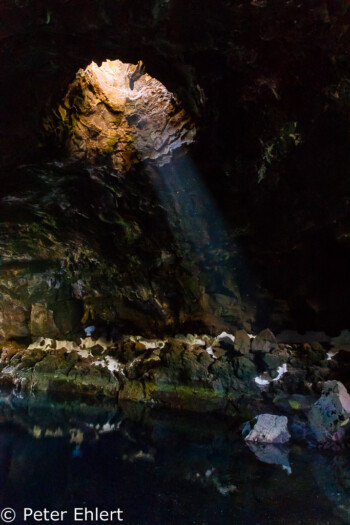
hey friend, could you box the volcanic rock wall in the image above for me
[1,0,350,337]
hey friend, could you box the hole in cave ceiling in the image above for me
[48,59,197,171]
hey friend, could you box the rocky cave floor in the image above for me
[1,327,350,451]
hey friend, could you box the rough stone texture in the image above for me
[0,341,25,364]
[1,1,350,333]
[308,381,350,444]
[0,154,256,337]
[303,342,327,365]
[217,333,235,348]
[0,335,260,414]
[0,295,30,340]
[0,333,344,430]
[0,267,83,340]
[234,330,251,355]
[272,393,315,413]
[263,353,286,373]
[243,414,291,444]
[252,329,277,353]
[30,302,60,339]
[48,59,196,171]
[233,356,257,381]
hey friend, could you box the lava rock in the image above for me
[30,302,60,338]
[0,341,26,364]
[181,348,211,383]
[276,366,309,395]
[273,393,315,413]
[217,332,236,349]
[49,59,196,170]
[119,380,145,402]
[303,342,327,365]
[308,381,350,444]
[0,295,30,339]
[210,359,234,391]
[251,329,277,353]
[243,414,291,444]
[234,330,251,355]
[233,356,257,381]
[262,353,286,374]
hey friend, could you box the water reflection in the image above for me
[246,442,292,475]
[0,391,347,524]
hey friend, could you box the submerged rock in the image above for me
[273,393,315,413]
[243,414,291,444]
[308,380,350,444]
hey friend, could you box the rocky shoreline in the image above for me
[1,328,350,448]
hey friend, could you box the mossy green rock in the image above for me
[119,380,145,402]
[263,353,286,372]
[233,356,257,381]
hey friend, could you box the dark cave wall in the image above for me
[1,0,350,335]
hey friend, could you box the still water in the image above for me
[0,391,348,525]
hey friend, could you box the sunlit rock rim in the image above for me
[47,59,196,170]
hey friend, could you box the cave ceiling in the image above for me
[1,0,350,336]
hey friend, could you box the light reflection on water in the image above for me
[0,391,348,525]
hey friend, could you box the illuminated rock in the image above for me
[243,414,291,444]
[308,381,350,444]
[30,302,60,339]
[51,59,196,170]
[0,295,29,339]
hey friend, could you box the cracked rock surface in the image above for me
[47,59,196,170]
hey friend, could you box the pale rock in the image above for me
[308,381,350,443]
[243,414,291,444]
